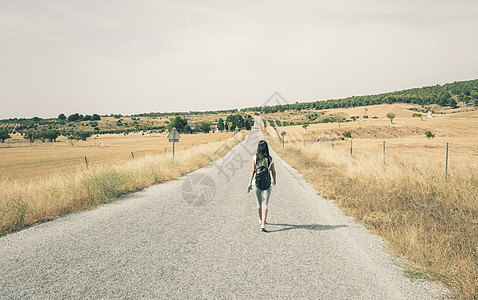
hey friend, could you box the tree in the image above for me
[412,113,423,120]
[67,131,92,146]
[244,117,253,130]
[23,131,40,145]
[225,114,244,131]
[41,130,60,142]
[386,112,396,124]
[425,131,435,138]
[198,122,211,133]
[0,129,11,143]
[58,113,66,120]
[68,113,80,122]
[342,131,352,138]
[217,118,225,131]
[449,98,458,108]
[302,123,309,130]
[166,116,188,133]
[91,114,101,121]
[336,118,344,129]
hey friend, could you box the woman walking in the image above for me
[247,140,276,232]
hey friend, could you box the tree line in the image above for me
[243,79,478,113]
[165,114,254,133]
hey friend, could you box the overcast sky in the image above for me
[1,0,477,119]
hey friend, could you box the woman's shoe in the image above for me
[261,224,267,232]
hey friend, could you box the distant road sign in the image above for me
[167,128,180,140]
[167,127,180,158]
[281,131,286,136]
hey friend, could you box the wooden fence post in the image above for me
[445,142,449,180]
[383,141,386,164]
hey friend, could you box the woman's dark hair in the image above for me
[256,140,271,163]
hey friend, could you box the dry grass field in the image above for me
[269,104,478,162]
[264,105,478,299]
[0,132,246,236]
[1,132,235,182]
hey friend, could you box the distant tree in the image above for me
[23,131,40,145]
[58,113,66,120]
[198,122,211,133]
[184,125,192,133]
[244,117,253,130]
[425,131,435,138]
[83,115,92,121]
[386,112,396,124]
[342,131,352,138]
[412,113,423,120]
[336,118,344,129]
[217,118,225,131]
[263,120,267,128]
[225,114,244,130]
[41,130,60,142]
[449,98,458,108]
[68,113,80,122]
[67,131,92,146]
[166,116,188,133]
[269,120,275,127]
[0,129,11,143]
[227,121,233,131]
[275,120,282,126]
[91,114,101,121]
[302,123,309,130]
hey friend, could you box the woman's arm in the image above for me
[271,162,277,185]
[248,158,256,187]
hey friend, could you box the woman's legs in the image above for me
[255,187,262,222]
[261,188,272,227]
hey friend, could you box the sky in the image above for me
[1,0,477,119]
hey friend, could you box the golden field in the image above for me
[0,132,245,236]
[1,132,235,182]
[268,104,478,162]
[264,105,478,299]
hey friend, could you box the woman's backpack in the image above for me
[255,156,271,190]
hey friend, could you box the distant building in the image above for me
[210,125,218,133]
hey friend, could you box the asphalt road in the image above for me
[0,127,447,299]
